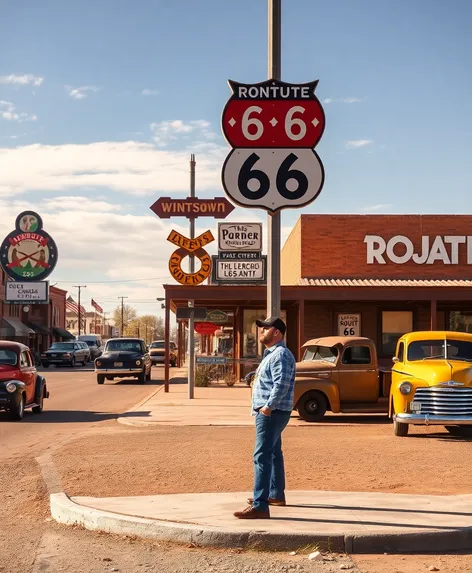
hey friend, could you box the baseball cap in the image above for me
[255,316,286,336]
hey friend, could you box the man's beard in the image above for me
[260,330,274,345]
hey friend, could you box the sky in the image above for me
[1,0,472,319]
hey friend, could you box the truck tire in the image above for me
[297,391,327,422]
[97,374,105,385]
[32,387,45,414]
[445,425,472,438]
[10,394,25,421]
[146,369,151,382]
[137,371,146,384]
[393,417,409,436]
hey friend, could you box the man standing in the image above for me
[234,317,296,519]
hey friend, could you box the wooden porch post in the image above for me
[297,298,305,361]
[164,291,170,392]
[430,299,437,331]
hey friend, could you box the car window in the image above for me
[20,351,31,368]
[342,346,372,365]
[0,349,18,365]
[397,342,404,362]
[302,345,338,363]
[50,343,74,350]
[150,342,165,349]
[408,339,472,361]
[105,340,143,353]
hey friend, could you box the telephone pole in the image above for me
[118,296,128,337]
[73,285,87,336]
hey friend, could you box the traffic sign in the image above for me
[221,79,325,213]
[150,197,235,219]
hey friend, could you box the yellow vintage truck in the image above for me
[295,332,472,438]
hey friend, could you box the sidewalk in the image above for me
[51,369,472,553]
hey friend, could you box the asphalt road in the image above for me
[0,364,165,461]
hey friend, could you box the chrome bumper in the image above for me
[95,368,143,375]
[395,413,472,426]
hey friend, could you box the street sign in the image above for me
[206,309,228,323]
[218,222,262,252]
[219,252,260,260]
[150,197,235,219]
[167,230,214,285]
[221,79,325,213]
[176,307,208,320]
[196,355,227,365]
[5,280,49,304]
[211,255,266,284]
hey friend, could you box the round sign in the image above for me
[0,211,58,281]
[194,322,219,335]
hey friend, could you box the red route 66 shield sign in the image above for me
[221,79,325,213]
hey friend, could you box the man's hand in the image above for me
[260,405,272,417]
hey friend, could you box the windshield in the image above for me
[150,342,165,349]
[105,340,142,353]
[0,349,17,365]
[302,345,338,363]
[50,343,74,350]
[82,340,96,347]
[408,339,472,361]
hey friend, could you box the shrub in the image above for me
[195,366,212,387]
[224,373,238,387]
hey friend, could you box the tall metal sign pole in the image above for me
[188,154,196,399]
[267,0,282,318]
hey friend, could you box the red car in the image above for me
[0,341,49,420]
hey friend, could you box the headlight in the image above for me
[41,353,46,357]
[63,353,71,358]
[400,382,413,395]
[136,360,142,366]
[96,361,102,367]
[5,382,17,393]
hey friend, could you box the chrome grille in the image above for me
[413,387,472,415]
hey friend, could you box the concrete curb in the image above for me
[50,493,472,553]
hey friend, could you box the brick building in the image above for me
[0,270,74,351]
[163,214,472,383]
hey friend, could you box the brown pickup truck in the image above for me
[294,336,391,422]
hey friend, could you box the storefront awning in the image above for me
[27,322,51,335]
[298,278,472,287]
[2,318,35,337]
[52,327,75,340]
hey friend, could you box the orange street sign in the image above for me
[167,229,214,286]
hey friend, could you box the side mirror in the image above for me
[392,357,399,364]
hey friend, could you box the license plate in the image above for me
[114,362,123,367]
[410,401,421,412]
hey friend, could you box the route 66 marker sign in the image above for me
[221,79,325,213]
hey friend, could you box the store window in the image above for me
[382,311,412,355]
[242,309,287,359]
[449,311,472,333]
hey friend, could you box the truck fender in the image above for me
[35,375,49,400]
[295,379,341,413]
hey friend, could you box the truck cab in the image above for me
[294,336,391,422]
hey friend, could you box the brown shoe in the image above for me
[246,497,286,506]
[234,506,270,519]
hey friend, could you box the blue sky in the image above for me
[1,0,472,317]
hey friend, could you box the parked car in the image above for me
[77,334,103,360]
[94,338,151,384]
[149,340,178,367]
[0,341,49,420]
[391,331,472,437]
[41,341,90,368]
[293,336,391,423]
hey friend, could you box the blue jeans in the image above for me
[252,410,292,511]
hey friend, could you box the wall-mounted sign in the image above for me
[194,322,219,335]
[0,211,58,282]
[5,280,49,304]
[221,79,325,213]
[151,197,235,219]
[211,255,266,284]
[337,314,361,337]
[176,307,208,320]
[219,252,260,260]
[364,235,472,265]
[206,309,228,323]
[218,222,262,252]
[167,230,214,285]
[196,355,227,365]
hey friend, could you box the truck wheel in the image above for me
[146,369,151,381]
[106,376,114,381]
[445,425,472,438]
[297,391,327,422]
[70,357,76,368]
[137,371,146,384]
[10,394,25,421]
[97,374,105,385]
[393,417,409,436]
[32,387,45,414]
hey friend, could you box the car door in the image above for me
[20,350,36,404]
[337,344,378,403]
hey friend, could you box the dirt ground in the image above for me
[54,422,472,498]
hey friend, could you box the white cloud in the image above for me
[0,100,37,122]
[65,85,101,100]
[344,139,374,149]
[141,89,159,96]
[41,196,124,212]
[150,119,213,147]
[0,74,44,86]
[361,204,393,213]
[323,97,363,104]
[0,138,227,196]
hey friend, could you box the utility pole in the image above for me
[267,0,282,318]
[73,285,87,336]
[188,154,196,399]
[118,296,128,337]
